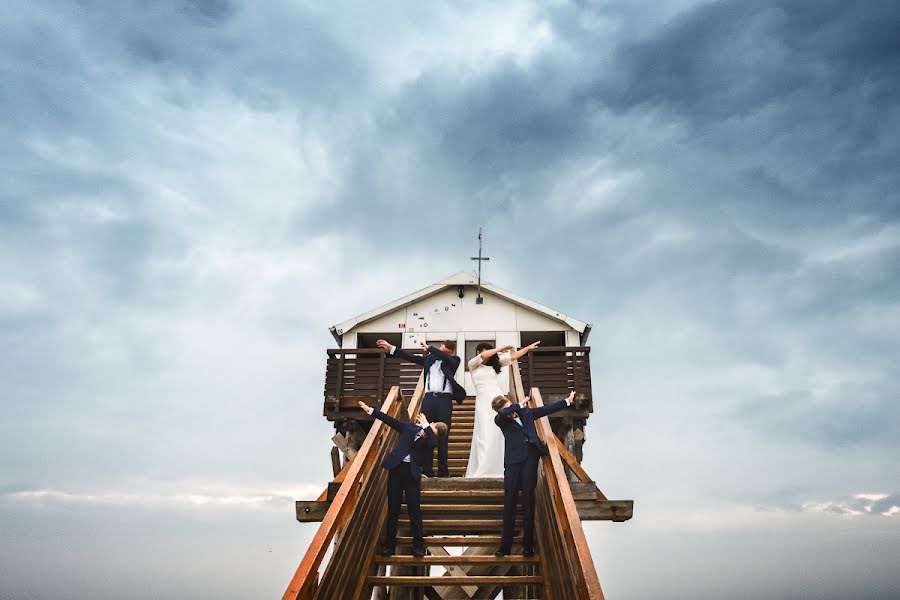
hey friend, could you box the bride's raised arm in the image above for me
[508,340,541,362]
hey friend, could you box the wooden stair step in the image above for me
[420,490,504,499]
[373,555,538,565]
[422,477,503,489]
[404,505,508,514]
[368,575,542,586]
[400,518,514,525]
[395,535,519,545]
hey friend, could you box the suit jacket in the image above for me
[371,409,437,477]
[493,400,569,466]
[392,345,466,403]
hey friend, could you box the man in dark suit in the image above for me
[492,390,574,557]
[377,339,465,477]
[358,400,448,557]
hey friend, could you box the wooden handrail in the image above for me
[507,361,605,599]
[282,385,406,599]
[532,385,605,600]
[326,348,426,356]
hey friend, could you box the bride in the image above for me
[465,340,541,478]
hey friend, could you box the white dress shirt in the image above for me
[391,344,451,394]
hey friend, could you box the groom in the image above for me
[492,390,574,557]
[377,338,465,477]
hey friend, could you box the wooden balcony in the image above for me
[517,346,593,413]
[323,346,593,420]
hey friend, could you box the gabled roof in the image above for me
[329,271,592,344]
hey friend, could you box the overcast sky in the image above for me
[1,1,898,598]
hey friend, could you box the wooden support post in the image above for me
[571,349,579,408]
[378,350,386,401]
[330,446,341,477]
[331,432,357,464]
[336,352,346,410]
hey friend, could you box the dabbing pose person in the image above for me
[358,400,448,557]
[492,390,574,557]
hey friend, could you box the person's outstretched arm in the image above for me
[358,401,404,432]
[377,339,425,366]
[498,403,521,418]
[479,345,512,361]
[531,391,575,419]
[509,340,541,361]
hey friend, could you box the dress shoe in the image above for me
[523,548,535,558]
[379,547,395,557]
[495,548,509,557]
[412,546,426,558]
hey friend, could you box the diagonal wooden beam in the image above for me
[552,436,608,501]
[428,546,476,598]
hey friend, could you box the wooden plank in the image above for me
[296,500,329,522]
[330,447,341,477]
[282,387,402,599]
[395,535,517,546]
[575,499,634,522]
[532,386,606,600]
[284,376,427,600]
[426,545,477,598]
[335,353,345,408]
[368,576,542,586]
[374,555,538,565]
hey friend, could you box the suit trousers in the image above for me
[500,445,540,552]
[421,392,452,477]
[385,463,423,551]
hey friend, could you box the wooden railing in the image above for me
[283,376,425,599]
[508,362,606,600]
[323,349,424,414]
[517,346,592,410]
[325,346,593,416]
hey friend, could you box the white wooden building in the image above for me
[329,271,592,397]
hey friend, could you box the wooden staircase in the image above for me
[447,397,474,477]
[284,364,632,599]
[371,477,541,598]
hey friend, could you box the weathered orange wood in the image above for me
[348,377,426,600]
[281,386,402,600]
[532,386,605,600]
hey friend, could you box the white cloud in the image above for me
[3,481,322,511]
[802,493,899,517]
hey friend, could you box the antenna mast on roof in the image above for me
[470,227,490,304]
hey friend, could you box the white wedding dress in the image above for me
[465,353,511,478]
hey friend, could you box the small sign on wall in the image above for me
[398,323,406,328]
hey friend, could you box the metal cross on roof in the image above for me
[470,226,490,304]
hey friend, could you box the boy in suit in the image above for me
[358,400,449,557]
[492,390,574,557]
[376,339,465,477]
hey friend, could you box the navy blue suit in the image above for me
[371,408,436,551]
[494,400,569,552]
[390,345,464,477]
